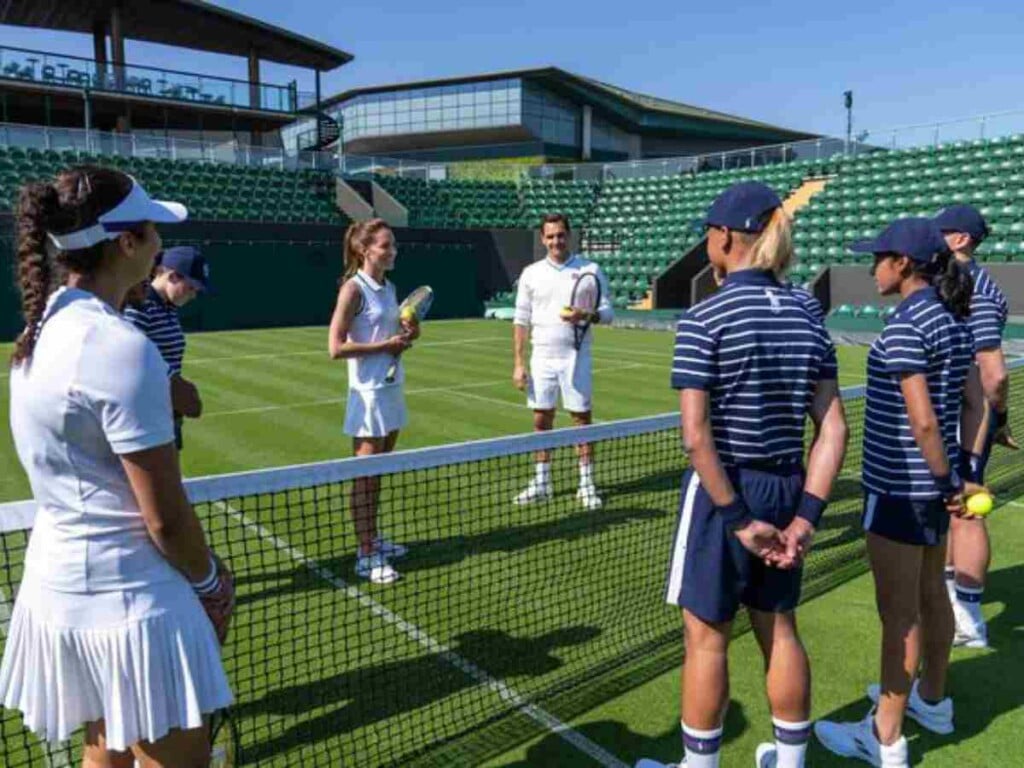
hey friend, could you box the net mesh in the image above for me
[1,366,1023,767]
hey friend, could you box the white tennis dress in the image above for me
[344,271,409,438]
[513,254,613,412]
[0,287,231,750]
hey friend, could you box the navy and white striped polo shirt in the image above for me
[964,259,1008,352]
[862,287,973,498]
[124,286,186,376]
[671,269,839,467]
[790,284,826,325]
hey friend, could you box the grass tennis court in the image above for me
[0,319,872,505]
[1,320,1022,767]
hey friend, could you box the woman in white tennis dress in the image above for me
[329,219,417,585]
[1,166,232,766]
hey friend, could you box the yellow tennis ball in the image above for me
[560,306,574,319]
[400,307,416,321]
[966,492,994,517]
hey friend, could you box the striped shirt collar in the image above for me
[545,254,579,271]
[146,285,174,308]
[721,268,779,287]
[356,270,385,292]
[893,285,938,316]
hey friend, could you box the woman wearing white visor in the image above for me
[1,166,233,767]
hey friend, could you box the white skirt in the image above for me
[344,385,407,437]
[0,574,232,751]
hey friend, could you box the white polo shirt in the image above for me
[513,254,613,358]
[9,287,179,593]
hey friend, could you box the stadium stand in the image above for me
[0,146,348,224]
[794,135,1024,275]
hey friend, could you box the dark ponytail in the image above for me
[10,165,134,365]
[931,251,973,320]
[12,182,61,364]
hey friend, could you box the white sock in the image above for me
[535,462,551,485]
[681,722,722,768]
[579,461,594,487]
[955,584,984,625]
[772,717,810,768]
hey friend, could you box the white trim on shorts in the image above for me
[665,471,701,605]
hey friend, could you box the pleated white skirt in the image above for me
[0,573,233,751]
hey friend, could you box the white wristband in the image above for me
[191,554,219,595]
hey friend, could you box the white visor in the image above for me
[46,177,187,251]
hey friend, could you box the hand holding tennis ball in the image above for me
[965,491,994,517]
[400,306,418,323]
[559,305,575,321]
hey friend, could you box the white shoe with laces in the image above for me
[953,614,989,649]
[514,478,552,505]
[754,743,776,767]
[866,679,954,734]
[355,552,400,585]
[814,710,909,767]
[577,484,603,510]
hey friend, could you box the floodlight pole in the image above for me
[844,90,853,155]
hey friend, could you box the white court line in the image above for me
[187,336,509,365]
[203,362,648,419]
[217,502,628,768]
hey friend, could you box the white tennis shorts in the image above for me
[527,351,592,413]
[344,385,408,437]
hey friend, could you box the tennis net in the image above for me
[2,362,1023,767]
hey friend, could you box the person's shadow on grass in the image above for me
[233,625,601,764]
[808,561,1024,765]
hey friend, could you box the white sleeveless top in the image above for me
[347,270,403,390]
[9,287,180,593]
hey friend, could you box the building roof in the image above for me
[320,66,815,141]
[0,0,353,71]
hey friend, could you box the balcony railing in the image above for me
[0,45,315,114]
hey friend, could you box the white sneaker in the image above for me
[374,537,408,560]
[577,484,603,510]
[514,479,552,505]
[755,743,777,767]
[953,614,988,649]
[814,712,909,767]
[866,680,954,734]
[634,760,679,768]
[355,552,400,585]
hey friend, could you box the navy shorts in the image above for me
[862,492,949,547]
[664,465,805,624]
[960,405,998,484]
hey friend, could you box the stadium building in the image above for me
[287,67,817,163]
[0,0,352,149]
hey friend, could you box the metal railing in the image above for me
[0,45,314,114]
[527,108,1024,181]
[0,123,339,171]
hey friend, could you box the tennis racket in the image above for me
[209,708,240,767]
[385,285,434,383]
[564,272,601,350]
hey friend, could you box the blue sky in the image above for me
[3,0,1022,142]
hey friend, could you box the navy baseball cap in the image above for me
[158,246,210,291]
[849,218,950,266]
[704,181,782,233]
[933,204,989,243]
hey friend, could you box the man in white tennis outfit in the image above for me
[512,213,613,509]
